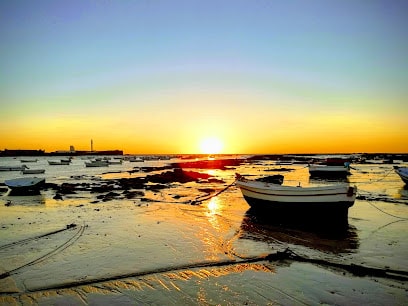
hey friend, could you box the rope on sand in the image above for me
[2,248,407,295]
[0,223,78,251]
[190,179,237,205]
[362,198,408,220]
[268,248,408,281]
[0,224,85,279]
[351,167,395,184]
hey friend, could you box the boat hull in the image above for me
[5,177,45,195]
[236,179,356,226]
[242,195,351,222]
[85,162,109,167]
[0,166,28,171]
[48,161,70,165]
[22,169,45,174]
[394,167,408,184]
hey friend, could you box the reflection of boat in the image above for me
[235,174,357,225]
[0,165,29,171]
[85,160,109,167]
[394,166,408,184]
[21,169,45,174]
[240,207,359,253]
[5,177,45,194]
[48,160,70,165]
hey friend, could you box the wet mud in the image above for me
[0,156,407,304]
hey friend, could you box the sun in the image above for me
[199,137,223,154]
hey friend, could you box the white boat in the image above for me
[128,157,144,162]
[235,174,357,224]
[308,157,352,177]
[0,165,29,171]
[22,169,46,174]
[108,159,123,165]
[4,177,45,192]
[394,166,408,184]
[308,163,351,177]
[48,160,70,165]
[85,160,109,167]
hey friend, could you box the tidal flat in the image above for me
[0,155,407,305]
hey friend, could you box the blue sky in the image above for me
[1,0,407,153]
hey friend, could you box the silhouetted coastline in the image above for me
[0,149,123,157]
[1,149,408,163]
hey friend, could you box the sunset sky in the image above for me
[1,0,407,154]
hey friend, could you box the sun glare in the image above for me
[199,137,223,154]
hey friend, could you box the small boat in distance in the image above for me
[308,164,351,177]
[108,159,123,165]
[48,160,70,165]
[22,169,46,174]
[235,173,357,226]
[4,177,45,194]
[20,159,38,163]
[394,166,408,184]
[308,158,352,177]
[128,156,144,162]
[85,160,109,167]
[60,158,72,163]
[0,165,29,171]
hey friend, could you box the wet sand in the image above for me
[0,156,407,305]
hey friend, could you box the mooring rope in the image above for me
[0,223,78,251]
[0,224,85,279]
[2,247,407,295]
[141,179,237,205]
[190,179,237,205]
[351,167,396,184]
[361,198,408,220]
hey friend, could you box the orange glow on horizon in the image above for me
[0,106,407,154]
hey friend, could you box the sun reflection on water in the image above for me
[207,197,220,216]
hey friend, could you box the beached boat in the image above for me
[128,157,144,162]
[235,174,357,223]
[0,165,29,171]
[394,166,408,184]
[85,160,109,167]
[21,169,46,174]
[48,160,70,165]
[308,157,352,177]
[60,158,72,163]
[308,164,351,177]
[108,159,123,165]
[4,177,45,192]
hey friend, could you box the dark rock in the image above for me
[53,194,63,200]
[59,183,77,194]
[123,190,144,199]
[171,158,245,170]
[198,188,215,194]
[0,187,9,194]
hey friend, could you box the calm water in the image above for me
[0,155,407,305]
